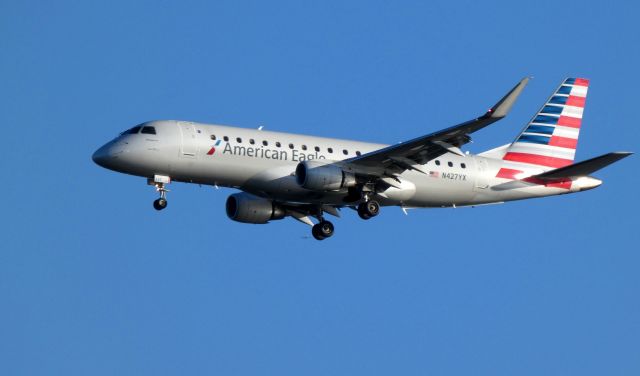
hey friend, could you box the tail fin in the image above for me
[503,78,589,170]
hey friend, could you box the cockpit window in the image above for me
[121,126,141,135]
[141,126,156,135]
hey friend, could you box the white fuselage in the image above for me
[92,120,599,209]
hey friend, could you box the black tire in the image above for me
[311,221,334,240]
[357,204,372,220]
[153,198,168,211]
[365,200,380,217]
[319,221,334,238]
[358,201,379,219]
[312,224,325,240]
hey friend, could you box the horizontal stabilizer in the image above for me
[531,151,632,180]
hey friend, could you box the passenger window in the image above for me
[314,146,320,152]
[263,140,268,146]
[141,126,156,135]
[249,139,255,145]
[461,163,466,169]
[435,160,440,166]
[236,137,242,143]
[223,136,229,141]
[210,135,216,140]
[356,151,362,156]
[302,145,307,151]
[289,143,294,149]
[328,147,333,153]
[448,161,453,167]
[342,149,348,155]
[276,142,281,148]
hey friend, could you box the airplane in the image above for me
[92,77,632,240]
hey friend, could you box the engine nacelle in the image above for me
[295,160,356,191]
[225,193,286,224]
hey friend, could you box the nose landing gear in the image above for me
[153,196,168,210]
[148,175,171,211]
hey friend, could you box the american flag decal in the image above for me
[429,171,439,178]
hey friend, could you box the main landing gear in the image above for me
[357,199,380,220]
[310,208,335,241]
[149,175,171,211]
[309,197,379,240]
[312,220,335,240]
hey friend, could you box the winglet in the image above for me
[486,77,529,119]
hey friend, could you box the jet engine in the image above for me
[295,160,356,191]
[225,193,286,224]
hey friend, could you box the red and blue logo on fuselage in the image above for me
[207,140,222,155]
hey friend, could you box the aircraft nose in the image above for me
[92,144,109,167]
[92,141,125,169]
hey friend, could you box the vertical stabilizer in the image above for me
[503,78,589,170]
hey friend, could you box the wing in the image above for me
[344,78,530,176]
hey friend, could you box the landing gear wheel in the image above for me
[357,207,371,220]
[311,225,323,240]
[357,200,380,220]
[153,198,168,211]
[312,221,334,240]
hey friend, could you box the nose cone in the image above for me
[92,144,110,168]
[92,140,126,171]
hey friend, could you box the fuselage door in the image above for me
[178,121,197,157]
[474,157,490,191]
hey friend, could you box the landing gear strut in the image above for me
[357,200,380,220]
[149,175,171,211]
[312,220,334,240]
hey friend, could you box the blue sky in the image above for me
[2,1,639,375]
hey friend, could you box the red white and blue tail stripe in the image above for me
[502,78,589,169]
